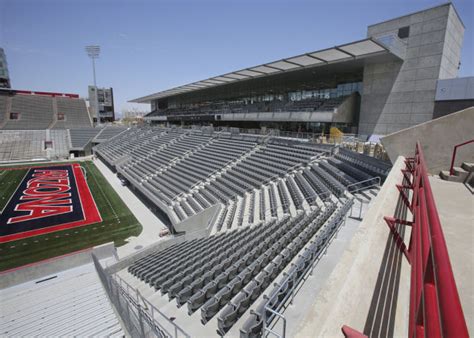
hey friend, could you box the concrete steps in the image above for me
[440,162,474,183]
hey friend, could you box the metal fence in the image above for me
[92,254,190,338]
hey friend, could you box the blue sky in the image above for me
[1,0,473,116]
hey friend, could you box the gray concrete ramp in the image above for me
[429,176,473,336]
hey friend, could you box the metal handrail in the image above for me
[263,199,353,338]
[407,142,468,337]
[342,142,469,337]
[112,272,190,338]
[92,253,190,338]
[346,177,381,220]
[346,176,381,193]
[449,139,474,175]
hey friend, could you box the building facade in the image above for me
[359,3,464,134]
[133,3,466,137]
[88,86,115,122]
[0,48,11,89]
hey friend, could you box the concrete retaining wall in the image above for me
[173,203,221,234]
[382,107,474,174]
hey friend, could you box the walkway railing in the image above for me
[92,254,190,338]
[342,141,469,338]
[449,139,474,175]
[263,199,354,338]
[347,176,381,220]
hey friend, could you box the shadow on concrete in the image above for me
[363,184,409,337]
[129,185,172,227]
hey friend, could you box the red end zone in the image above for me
[0,163,102,243]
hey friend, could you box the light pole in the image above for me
[85,45,100,126]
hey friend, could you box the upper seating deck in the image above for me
[0,93,91,130]
[54,97,92,129]
[3,94,54,129]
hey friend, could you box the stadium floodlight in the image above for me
[85,45,101,126]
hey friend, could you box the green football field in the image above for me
[0,161,142,271]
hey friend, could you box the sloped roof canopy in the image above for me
[131,38,398,103]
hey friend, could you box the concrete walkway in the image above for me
[430,176,473,336]
[93,158,166,258]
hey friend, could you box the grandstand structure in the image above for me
[0,125,127,163]
[0,89,127,162]
[0,89,92,130]
[92,124,391,335]
[0,3,471,338]
[95,127,389,230]
[134,3,465,137]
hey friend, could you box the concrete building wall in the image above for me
[439,5,464,79]
[436,76,474,101]
[433,99,474,118]
[359,3,464,136]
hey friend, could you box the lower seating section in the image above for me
[336,147,391,180]
[311,163,349,196]
[69,128,101,149]
[3,94,54,129]
[196,140,321,205]
[93,126,127,141]
[0,130,69,161]
[49,129,70,159]
[127,199,349,335]
[95,126,390,225]
[0,94,8,126]
[240,199,353,337]
[95,127,174,164]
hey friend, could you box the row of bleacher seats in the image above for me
[146,95,349,117]
[95,126,389,226]
[69,126,129,150]
[336,147,391,180]
[94,126,128,141]
[69,128,101,149]
[207,150,387,234]
[3,95,54,129]
[0,93,92,130]
[0,129,69,161]
[240,199,353,337]
[127,199,349,335]
[0,95,8,126]
[53,97,92,129]
[118,125,393,335]
[0,263,123,337]
[0,126,127,162]
[171,140,322,221]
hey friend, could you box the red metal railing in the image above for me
[449,139,474,175]
[342,141,468,338]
